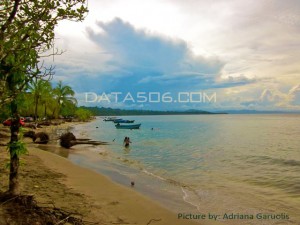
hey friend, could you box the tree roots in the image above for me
[0,193,86,225]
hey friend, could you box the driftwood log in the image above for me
[60,132,108,149]
[23,131,50,144]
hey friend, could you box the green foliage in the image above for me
[15,79,78,119]
[52,81,77,118]
[75,108,93,122]
[29,79,53,120]
[0,0,88,105]
[7,140,28,157]
[61,100,77,117]
[0,104,10,121]
[7,127,28,157]
[1,0,88,195]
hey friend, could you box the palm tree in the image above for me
[28,79,52,121]
[52,81,77,118]
[39,81,54,119]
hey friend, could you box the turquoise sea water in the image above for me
[70,115,300,225]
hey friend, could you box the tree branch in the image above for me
[0,0,21,38]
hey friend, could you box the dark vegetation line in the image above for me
[80,106,227,116]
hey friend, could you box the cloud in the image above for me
[86,18,223,79]
[51,1,299,111]
[230,84,300,111]
[289,84,300,105]
[81,18,259,96]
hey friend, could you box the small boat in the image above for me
[113,119,135,123]
[115,123,141,129]
[103,117,118,121]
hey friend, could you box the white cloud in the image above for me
[50,0,300,111]
[289,84,300,106]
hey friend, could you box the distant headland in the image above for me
[80,106,227,116]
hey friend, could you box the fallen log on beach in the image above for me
[60,132,109,149]
[23,131,50,144]
[75,140,108,145]
[76,138,91,141]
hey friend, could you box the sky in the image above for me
[50,0,300,111]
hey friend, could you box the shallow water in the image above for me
[70,114,300,224]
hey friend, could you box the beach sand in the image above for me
[0,124,201,225]
[31,148,201,225]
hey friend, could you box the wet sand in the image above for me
[30,147,201,224]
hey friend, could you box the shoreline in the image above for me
[0,123,203,224]
[63,145,204,214]
[67,120,230,225]
[29,147,201,225]
[2,115,298,224]
[67,116,300,225]
[69,120,207,215]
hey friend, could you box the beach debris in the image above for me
[24,131,50,144]
[36,120,66,127]
[38,121,51,126]
[60,132,109,149]
[23,131,35,138]
[147,218,162,225]
[0,193,86,225]
[60,132,76,148]
[23,123,38,129]
[34,132,50,144]
[131,181,135,187]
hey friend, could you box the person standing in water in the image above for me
[124,137,131,147]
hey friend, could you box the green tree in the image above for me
[52,81,77,118]
[0,0,88,195]
[28,78,53,121]
[15,91,34,117]
[75,108,93,121]
[60,100,77,117]
[40,82,55,119]
[0,0,88,106]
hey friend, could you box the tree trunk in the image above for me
[44,103,47,118]
[34,94,39,122]
[9,100,20,195]
[52,107,56,119]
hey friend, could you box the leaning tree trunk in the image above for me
[9,100,21,195]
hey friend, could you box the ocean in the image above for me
[68,114,300,225]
